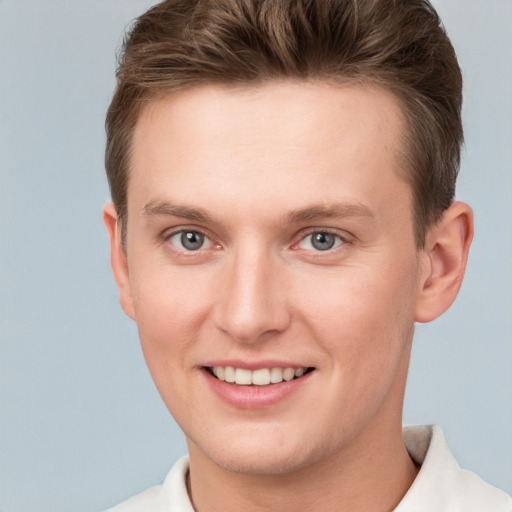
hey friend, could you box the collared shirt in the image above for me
[107,425,512,512]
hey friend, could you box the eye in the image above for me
[168,230,213,251]
[297,231,344,251]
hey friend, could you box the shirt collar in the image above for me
[156,426,510,512]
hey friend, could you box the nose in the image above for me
[212,245,292,344]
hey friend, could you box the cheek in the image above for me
[299,262,418,367]
[131,280,207,421]
[130,266,213,374]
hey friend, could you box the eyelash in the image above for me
[292,229,348,253]
[164,228,217,254]
[163,227,349,255]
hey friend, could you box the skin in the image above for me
[104,81,473,511]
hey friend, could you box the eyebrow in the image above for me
[285,203,375,224]
[143,199,374,225]
[143,200,213,223]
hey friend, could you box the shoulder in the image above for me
[398,425,512,512]
[455,467,512,511]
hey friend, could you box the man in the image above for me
[103,0,512,510]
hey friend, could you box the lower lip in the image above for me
[203,369,314,409]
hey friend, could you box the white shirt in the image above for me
[106,425,512,511]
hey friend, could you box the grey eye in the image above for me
[310,232,336,251]
[180,231,205,250]
[168,230,215,253]
[296,231,344,252]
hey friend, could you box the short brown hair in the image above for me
[105,0,463,247]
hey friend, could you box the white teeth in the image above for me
[234,368,252,385]
[282,368,295,381]
[224,366,235,383]
[252,368,270,386]
[210,366,309,386]
[270,367,283,383]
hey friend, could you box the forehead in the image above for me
[129,81,411,223]
[134,80,406,154]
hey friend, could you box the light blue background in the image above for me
[1,1,510,510]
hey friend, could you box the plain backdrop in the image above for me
[1,1,511,511]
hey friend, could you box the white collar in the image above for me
[115,425,511,512]
[396,425,511,511]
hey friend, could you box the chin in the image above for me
[206,448,316,476]
[187,425,331,476]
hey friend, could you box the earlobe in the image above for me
[414,201,474,323]
[103,202,136,320]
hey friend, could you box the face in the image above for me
[113,81,429,475]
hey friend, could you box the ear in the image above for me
[414,201,474,323]
[103,202,136,320]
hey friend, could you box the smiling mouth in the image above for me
[206,366,315,386]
